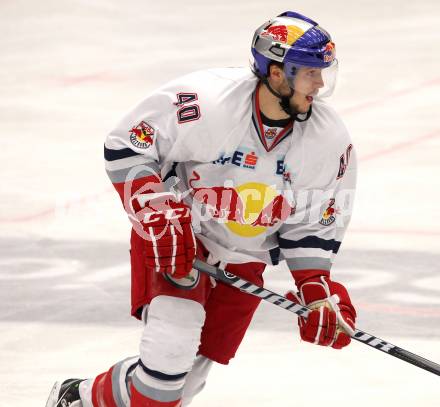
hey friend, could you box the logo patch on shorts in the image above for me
[163,268,200,290]
[129,121,155,149]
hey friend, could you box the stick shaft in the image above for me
[193,259,440,376]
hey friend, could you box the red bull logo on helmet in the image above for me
[129,121,155,149]
[323,42,336,63]
[260,24,305,45]
[189,171,295,238]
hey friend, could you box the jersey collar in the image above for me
[252,85,293,153]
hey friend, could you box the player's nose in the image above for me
[315,72,325,88]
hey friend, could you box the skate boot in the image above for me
[45,378,84,407]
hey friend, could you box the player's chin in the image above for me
[293,96,313,113]
[294,102,312,114]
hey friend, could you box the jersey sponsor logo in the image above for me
[276,160,285,175]
[213,148,259,170]
[189,171,295,237]
[319,198,338,226]
[244,151,258,168]
[129,121,155,149]
[276,159,292,183]
[163,268,200,290]
[213,151,290,179]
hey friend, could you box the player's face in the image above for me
[283,67,325,114]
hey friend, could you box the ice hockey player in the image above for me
[46,11,357,407]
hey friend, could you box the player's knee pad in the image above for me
[140,295,206,375]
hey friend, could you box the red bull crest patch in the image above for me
[129,121,155,149]
[264,128,278,140]
[319,198,338,226]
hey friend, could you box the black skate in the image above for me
[45,378,84,407]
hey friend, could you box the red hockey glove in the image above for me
[111,171,196,279]
[134,192,196,279]
[286,270,356,349]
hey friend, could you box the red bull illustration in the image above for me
[189,171,247,224]
[260,24,304,45]
[189,171,295,237]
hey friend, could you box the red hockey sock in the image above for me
[131,383,181,406]
[91,367,118,407]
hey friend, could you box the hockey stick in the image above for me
[193,259,440,376]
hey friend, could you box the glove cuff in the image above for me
[290,269,330,289]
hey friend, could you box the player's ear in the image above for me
[268,63,285,85]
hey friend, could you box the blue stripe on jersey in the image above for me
[278,236,341,254]
[104,145,142,161]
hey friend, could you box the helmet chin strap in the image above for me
[262,78,312,122]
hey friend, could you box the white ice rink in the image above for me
[1,1,440,406]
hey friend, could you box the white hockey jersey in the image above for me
[105,68,356,272]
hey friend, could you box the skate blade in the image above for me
[45,381,61,407]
